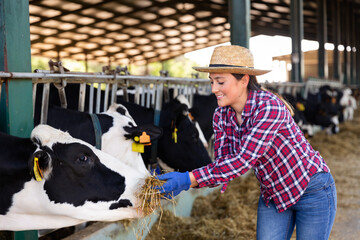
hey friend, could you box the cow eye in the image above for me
[78,155,88,162]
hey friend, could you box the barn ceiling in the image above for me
[28,0,360,65]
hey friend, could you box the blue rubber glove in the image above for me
[156,171,191,199]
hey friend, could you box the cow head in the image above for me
[157,99,212,172]
[100,104,162,175]
[175,95,208,148]
[11,125,147,230]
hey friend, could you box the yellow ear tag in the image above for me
[172,127,178,143]
[33,157,43,182]
[296,102,305,111]
[132,142,144,153]
[134,136,140,142]
[139,132,151,145]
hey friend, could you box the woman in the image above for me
[157,45,337,240]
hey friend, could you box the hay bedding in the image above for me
[146,171,260,240]
[309,111,360,240]
[146,110,360,240]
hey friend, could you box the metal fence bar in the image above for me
[56,83,67,109]
[40,83,50,124]
[122,83,129,102]
[89,83,94,114]
[146,84,151,108]
[173,84,179,97]
[189,84,195,107]
[140,84,146,107]
[111,82,118,105]
[32,82,38,117]
[150,85,156,109]
[103,83,110,112]
[96,84,101,113]
[0,72,209,85]
[78,83,86,112]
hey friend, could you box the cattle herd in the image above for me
[0,83,217,233]
[0,80,359,237]
[281,85,358,137]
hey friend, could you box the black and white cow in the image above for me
[117,97,213,172]
[304,85,341,134]
[34,103,162,176]
[188,93,218,142]
[35,83,211,172]
[282,93,314,138]
[174,95,208,148]
[0,125,147,231]
[340,88,357,121]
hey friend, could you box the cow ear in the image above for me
[29,150,51,182]
[189,107,199,121]
[124,124,163,143]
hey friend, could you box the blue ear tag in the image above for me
[132,142,144,153]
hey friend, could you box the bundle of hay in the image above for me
[137,175,172,216]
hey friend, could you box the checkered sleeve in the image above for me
[192,99,288,191]
[213,109,231,160]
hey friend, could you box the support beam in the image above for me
[331,0,341,80]
[0,0,33,136]
[343,1,351,85]
[0,0,36,239]
[317,0,328,78]
[350,3,356,85]
[357,16,360,85]
[290,0,304,83]
[229,0,250,48]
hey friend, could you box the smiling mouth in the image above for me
[216,95,224,99]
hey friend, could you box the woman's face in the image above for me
[210,73,248,112]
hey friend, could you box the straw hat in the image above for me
[193,45,271,76]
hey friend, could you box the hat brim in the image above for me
[193,66,271,76]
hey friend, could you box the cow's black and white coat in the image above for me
[0,125,147,231]
[340,88,357,121]
[175,95,208,148]
[34,103,161,176]
[117,97,213,172]
[35,83,211,172]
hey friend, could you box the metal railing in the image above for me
[1,65,350,127]
[0,64,211,126]
[262,78,346,99]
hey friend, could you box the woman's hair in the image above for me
[232,73,261,91]
[232,73,294,116]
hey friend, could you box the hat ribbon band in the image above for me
[209,64,254,68]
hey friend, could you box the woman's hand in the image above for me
[156,171,191,198]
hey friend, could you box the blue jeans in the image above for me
[256,172,337,240]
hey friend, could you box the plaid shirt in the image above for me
[192,90,329,212]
